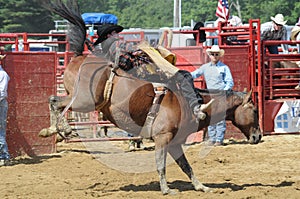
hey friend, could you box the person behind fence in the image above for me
[261,13,289,54]
[212,17,226,45]
[290,17,300,90]
[92,24,214,121]
[226,15,245,44]
[290,17,300,53]
[0,53,10,166]
[191,45,234,146]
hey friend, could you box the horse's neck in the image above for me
[224,91,244,120]
[202,90,244,121]
[68,55,108,72]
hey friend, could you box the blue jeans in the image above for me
[0,99,9,160]
[208,120,226,143]
[266,45,278,54]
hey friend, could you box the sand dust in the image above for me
[0,134,299,199]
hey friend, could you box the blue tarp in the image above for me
[81,13,118,25]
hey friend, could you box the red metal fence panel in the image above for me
[222,46,250,92]
[3,52,56,157]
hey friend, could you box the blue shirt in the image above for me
[0,65,10,100]
[191,61,234,90]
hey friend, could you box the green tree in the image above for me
[0,0,53,33]
[118,0,173,28]
[77,0,109,13]
[181,0,217,25]
[0,0,300,33]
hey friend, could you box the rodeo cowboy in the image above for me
[92,24,214,121]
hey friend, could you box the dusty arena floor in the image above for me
[0,134,299,199]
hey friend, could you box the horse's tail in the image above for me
[44,0,87,55]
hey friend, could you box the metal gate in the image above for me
[3,52,56,157]
[258,41,300,134]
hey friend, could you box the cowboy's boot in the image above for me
[193,99,215,120]
[174,70,214,120]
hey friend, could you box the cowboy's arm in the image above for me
[223,66,234,90]
[261,28,272,41]
[281,27,289,54]
[260,23,272,40]
[191,66,204,79]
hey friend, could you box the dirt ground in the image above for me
[0,134,299,199]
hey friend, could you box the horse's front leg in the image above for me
[168,144,213,193]
[39,95,72,139]
[154,133,177,195]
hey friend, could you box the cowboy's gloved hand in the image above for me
[132,50,143,56]
[119,53,134,71]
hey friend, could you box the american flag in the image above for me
[216,0,229,21]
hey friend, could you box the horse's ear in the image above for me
[242,88,253,105]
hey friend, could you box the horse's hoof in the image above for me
[39,128,50,137]
[194,183,213,193]
[162,188,177,195]
[200,186,213,193]
[203,187,214,193]
[128,145,135,151]
[39,127,56,137]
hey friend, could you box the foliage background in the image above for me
[0,0,299,33]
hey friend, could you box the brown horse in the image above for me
[272,61,300,79]
[40,0,262,195]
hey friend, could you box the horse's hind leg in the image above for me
[168,144,212,193]
[39,95,72,138]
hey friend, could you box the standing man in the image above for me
[0,53,10,166]
[261,14,289,54]
[191,45,234,146]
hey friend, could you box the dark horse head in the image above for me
[198,89,262,144]
[230,91,262,143]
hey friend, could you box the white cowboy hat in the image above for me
[229,15,242,27]
[206,45,225,57]
[0,54,6,60]
[290,26,300,41]
[270,14,287,25]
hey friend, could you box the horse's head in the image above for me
[233,90,262,144]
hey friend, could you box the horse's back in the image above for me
[107,72,197,139]
[64,55,111,112]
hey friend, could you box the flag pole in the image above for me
[226,0,230,22]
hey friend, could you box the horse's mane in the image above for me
[196,88,249,107]
[44,0,86,56]
[196,88,245,98]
